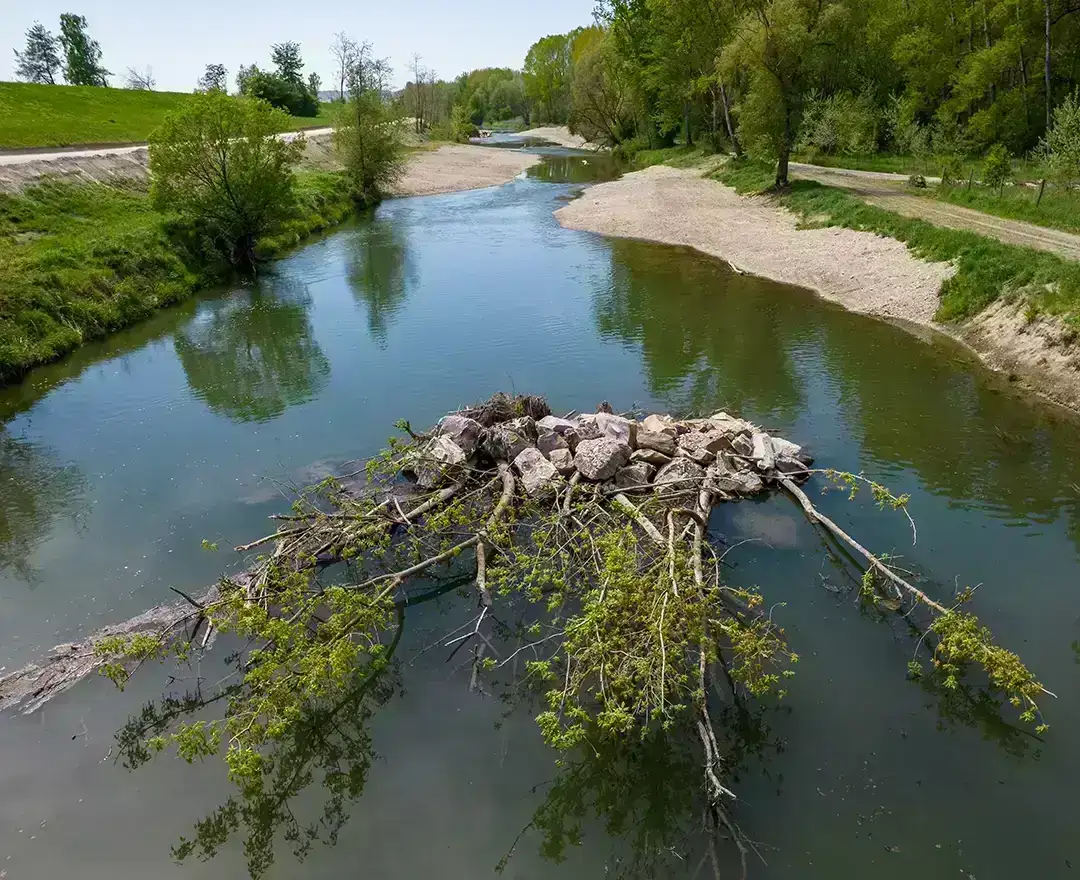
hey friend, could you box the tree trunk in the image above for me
[684,101,693,147]
[720,83,741,156]
[775,102,793,188]
[1045,0,1053,130]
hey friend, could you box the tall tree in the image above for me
[13,22,61,84]
[198,63,228,93]
[524,33,574,123]
[58,13,109,86]
[330,32,359,101]
[271,41,304,85]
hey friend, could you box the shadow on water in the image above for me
[175,277,330,424]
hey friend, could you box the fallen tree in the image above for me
[0,393,1052,877]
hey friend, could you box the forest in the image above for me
[514,0,1080,185]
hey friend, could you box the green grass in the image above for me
[925,182,1080,235]
[791,150,1045,182]
[0,82,331,149]
[716,159,1080,327]
[0,172,353,382]
[631,145,711,169]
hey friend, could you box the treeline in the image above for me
[524,0,1080,184]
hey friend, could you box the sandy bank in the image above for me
[518,126,600,151]
[390,144,539,196]
[555,164,1080,412]
[556,165,952,325]
[0,136,539,197]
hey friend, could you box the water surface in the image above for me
[1,150,1079,879]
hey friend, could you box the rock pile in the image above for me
[415,405,812,500]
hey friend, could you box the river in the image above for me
[1,146,1078,879]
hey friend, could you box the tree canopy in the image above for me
[58,13,109,86]
[13,23,61,85]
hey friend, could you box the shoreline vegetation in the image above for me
[556,146,1080,412]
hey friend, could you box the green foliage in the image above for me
[524,33,574,124]
[568,29,638,148]
[930,179,1080,235]
[149,92,304,265]
[238,66,318,118]
[198,63,228,93]
[1040,89,1080,189]
[716,158,1080,325]
[797,91,881,156]
[271,41,305,85]
[333,88,407,204]
[14,22,62,85]
[982,143,1014,192]
[0,170,352,381]
[58,13,109,86]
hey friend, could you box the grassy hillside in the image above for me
[0,82,330,149]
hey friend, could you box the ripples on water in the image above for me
[1,149,1078,879]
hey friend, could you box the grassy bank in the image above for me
[924,182,1080,236]
[715,160,1080,328]
[0,172,354,382]
[0,82,330,149]
[790,150,1044,182]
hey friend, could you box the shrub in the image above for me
[334,89,407,203]
[240,69,318,118]
[149,92,304,265]
[797,91,880,155]
[908,174,927,188]
[982,143,1013,193]
[1039,89,1080,190]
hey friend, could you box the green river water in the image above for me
[1,147,1079,878]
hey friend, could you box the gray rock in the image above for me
[537,416,582,451]
[641,413,679,437]
[437,414,485,456]
[483,417,537,461]
[705,411,755,438]
[706,462,764,496]
[750,433,776,472]
[676,430,726,465]
[731,434,754,457]
[574,415,604,442]
[615,462,655,490]
[654,457,706,493]
[636,429,676,457]
[632,447,673,467]
[415,436,467,489]
[594,412,637,448]
[514,447,562,497]
[574,437,631,481]
[548,447,576,476]
[537,429,569,457]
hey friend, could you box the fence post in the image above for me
[1036,178,1046,207]
[967,168,975,192]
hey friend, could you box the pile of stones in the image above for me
[412,405,812,500]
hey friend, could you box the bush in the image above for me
[240,69,318,118]
[797,90,880,155]
[982,143,1013,193]
[149,92,304,265]
[334,89,407,203]
[1040,89,1080,190]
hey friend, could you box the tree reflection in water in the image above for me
[174,277,330,423]
[0,431,84,582]
[345,216,417,345]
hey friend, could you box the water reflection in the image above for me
[526,153,622,185]
[345,217,416,345]
[175,281,330,423]
[0,431,84,581]
[594,241,807,421]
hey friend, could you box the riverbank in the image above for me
[0,143,540,382]
[556,162,1080,412]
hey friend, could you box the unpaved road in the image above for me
[790,162,1080,261]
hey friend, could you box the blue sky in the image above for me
[4,1,596,92]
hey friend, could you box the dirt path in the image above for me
[790,162,1080,261]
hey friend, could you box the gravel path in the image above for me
[555,164,954,326]
[791,163,1080,261]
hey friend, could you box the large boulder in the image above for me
[483,416,537,461]
[514,447,562,497]
[636,429,676,457]
[415,435,467,489]
[574,415,605,443]
[437,414,485,456]
[537,415,582,451]
[615,462,655,490]
[706,461,764,497]
[537,429,569,457]
[654,457,706,493]
[574,437,631,481]
[594,412,637,448]
[548,447,576,476]
[705,411,755,438]
[676,430,726,466]
[632,447,672,467]
[731,434,754,457]
[641,413,680,437]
